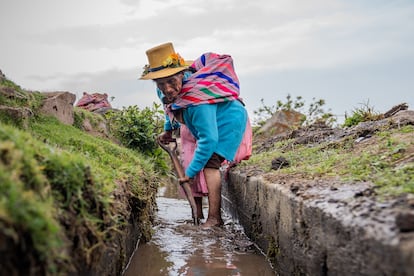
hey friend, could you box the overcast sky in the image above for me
[1,0,413,124]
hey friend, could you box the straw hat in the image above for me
[140,42,192,80]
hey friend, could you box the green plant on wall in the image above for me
[105,103,168,173]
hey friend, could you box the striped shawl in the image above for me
[169,52,240,110]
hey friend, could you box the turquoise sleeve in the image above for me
[184,104,218,177]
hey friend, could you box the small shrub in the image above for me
[343,100,383,127]
[105,103,168,173]
[253,94,336,127]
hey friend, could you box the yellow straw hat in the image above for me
[140,42,192,80]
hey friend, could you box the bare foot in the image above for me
[201,217,224,228]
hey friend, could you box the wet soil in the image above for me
[224,109,414,274]
[123,180,275,276]
[247,110,414,255]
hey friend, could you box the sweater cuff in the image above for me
[185,167,197,178]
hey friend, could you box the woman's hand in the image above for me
[178,176,193,185]
[159,130,175,144]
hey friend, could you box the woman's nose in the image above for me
[164,84,174,93]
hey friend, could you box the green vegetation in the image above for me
[253,94,336,128]
[343,100,383,127]
[105,103,169,173]
[250,95,414,196]
[243,125,414,196]
[73,106,106,131]
[0,79,160,274]
[1,73,413,273]
[0,77,44,111]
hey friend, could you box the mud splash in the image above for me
[124,181,275,275]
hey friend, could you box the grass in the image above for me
[0,111,160,274]
[0,78,44,110]
[0,123,68,272]
[242,125,414,196]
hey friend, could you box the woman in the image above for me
[141,42,249,227]
[155,71,208,222]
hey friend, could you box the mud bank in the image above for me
[222,172,414,276]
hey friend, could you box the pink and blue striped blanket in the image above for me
[169,52,240,110]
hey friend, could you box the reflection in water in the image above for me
[124,182,275,276]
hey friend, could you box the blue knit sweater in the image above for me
[183,100,247,177]
[157,71,247,177]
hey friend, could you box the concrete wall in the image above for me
[222,172,414,276]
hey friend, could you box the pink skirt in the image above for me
[180,125,208,197]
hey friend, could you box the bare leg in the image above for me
[202,168,224,227]
[194,197,204,219]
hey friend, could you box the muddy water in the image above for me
[123,180,275,276]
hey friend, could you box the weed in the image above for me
[343,100,383,127]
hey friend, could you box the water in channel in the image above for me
[124,179,275,276]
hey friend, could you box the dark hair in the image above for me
[172,108,182,117]
[172,108,184,124]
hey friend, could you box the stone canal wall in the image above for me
[222,171,414,276]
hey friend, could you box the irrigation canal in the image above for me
[123,179,275,275]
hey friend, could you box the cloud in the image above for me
[1,0,413,121]
[27,0,413,76]
[119,0,141,6]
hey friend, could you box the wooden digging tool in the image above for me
[157,136,199,225]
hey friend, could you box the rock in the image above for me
[39,92,76,125]
[257,110,304,137]
[390,110,414,125]
[396,211,414,232]
[271,156,290,170]
[384,103,408,118]
[80,116,110,138]
[0,105,33,128]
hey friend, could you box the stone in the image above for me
[0,105,33,128]
[257,109,304,137]
[39,92,76,125]
[271,156,290,170]
[396,211,414,232]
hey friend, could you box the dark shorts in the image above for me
[205,153,225,169]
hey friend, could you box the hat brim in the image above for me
[140,66,187,80]
[140,60,194,80]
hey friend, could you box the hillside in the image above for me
[248,109,413,188]
[0,73,160,275]
[238,106,414,232]
[1,69,413,274]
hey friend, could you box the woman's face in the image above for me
[155,73,184,103]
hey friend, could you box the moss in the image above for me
[0,114,160,274]
[0,74,161,274]
[73,107,107,131]
[0,108,27,128]
[73,107,86,130]
[0,78,44,112]
[0,124,66,273]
